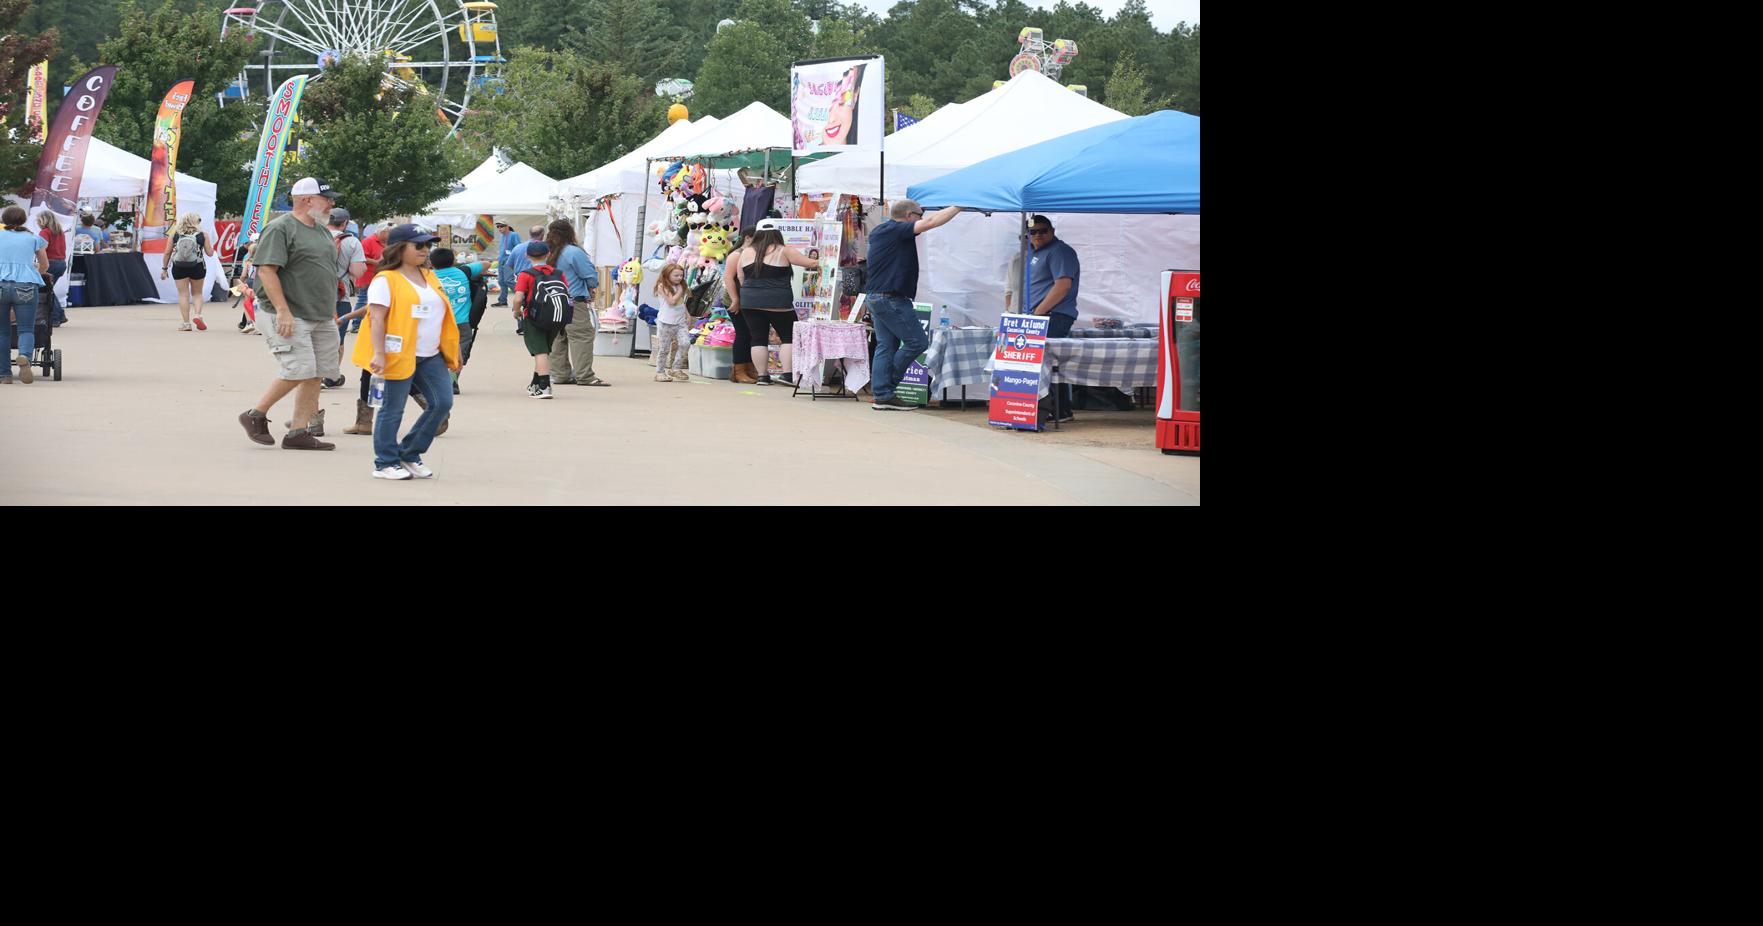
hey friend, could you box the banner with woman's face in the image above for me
[791,56,884,155]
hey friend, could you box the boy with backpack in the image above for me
[509,240,570,399]
[429,246,487,395]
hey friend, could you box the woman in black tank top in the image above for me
[727,224,818,386]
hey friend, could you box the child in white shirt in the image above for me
[652,263,691,382]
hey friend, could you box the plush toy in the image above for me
[618,258,643,286]
[698,225,732,262]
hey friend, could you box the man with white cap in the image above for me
[237,177,344,450]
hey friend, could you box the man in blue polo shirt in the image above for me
[1026,214,1081,423]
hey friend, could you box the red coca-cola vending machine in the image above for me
[1157,270,1200,455]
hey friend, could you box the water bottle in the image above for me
[369,375,386,408]
[939,306,952,332]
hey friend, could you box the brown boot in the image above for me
[731,363,759,384]
[310,409,326,438]
[281,428,336,451]
[436,414,450,437]
[344,400,373,435]
[239,409,274,445]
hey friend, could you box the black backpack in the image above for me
[468,268,489,329]
[525,266,574,332]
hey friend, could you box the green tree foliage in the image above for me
[693,21,790,116]
[575,0,684,87]
[76,0,261,209]
[469,46,665,180]
[13,0,115,92]
[1100,54,1169,116]
[290,54,464,224]
[0,0,60,192]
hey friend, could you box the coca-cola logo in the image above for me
[1184,279,1200,293]
[217,221,241,261]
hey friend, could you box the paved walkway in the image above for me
[2,303,1199,505]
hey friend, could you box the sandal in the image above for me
[193,317,207,331]
[177,323,193,331]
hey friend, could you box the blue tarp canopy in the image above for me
[907,110,1199,215]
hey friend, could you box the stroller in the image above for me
[7,284,62,381]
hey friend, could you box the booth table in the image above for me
[791,319,870,398]
[71,253,160,307]
[923,326,997,408]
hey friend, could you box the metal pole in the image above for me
[633,157,651,263]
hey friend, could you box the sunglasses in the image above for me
[1029,228,1053,236]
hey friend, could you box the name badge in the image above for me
[385,335,404,353]
[410,301,435,318]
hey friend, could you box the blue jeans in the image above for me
[373,354,454,468]
[1,280,40,363]
[869,295,929,400]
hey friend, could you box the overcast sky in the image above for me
[851,1,1200,30]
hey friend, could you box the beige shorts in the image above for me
[256,310,341,381]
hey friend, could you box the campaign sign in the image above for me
[994,313,1048,368]
[989,313,1050,430]
[988,370,1044,430]
[896,301,935,405]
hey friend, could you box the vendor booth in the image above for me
[22,137,227,306]
[907,110,1200,438]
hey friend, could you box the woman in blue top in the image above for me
[542,219,606,386]
[1,206,50,385]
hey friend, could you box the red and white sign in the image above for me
[216,220,241,264]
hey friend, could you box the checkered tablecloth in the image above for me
[923,327,997,389]
[1065,326,1158,339]
[985,337,1160,398]
[792,319,871,393]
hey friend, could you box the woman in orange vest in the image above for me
[352,224,460,480]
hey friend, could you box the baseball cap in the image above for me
[329,207,351,224]
[290,177,338,199]
[494,220,511,228]
[525,240,551,258]
[756,218,781,231]
[385,223,440,247]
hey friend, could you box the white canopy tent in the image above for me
[800,71,1199,338]
[656,102,790,160]
[23,136,228,305]
[413,154,511,231]
[562,116,723,269]
[425,162,560,234]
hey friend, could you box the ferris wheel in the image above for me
[218,1,504,136]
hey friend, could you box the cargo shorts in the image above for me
[256,309,341,381]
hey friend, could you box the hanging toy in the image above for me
[698,225,732,262]
[618,258,643,286]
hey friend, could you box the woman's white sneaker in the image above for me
[373,464,412,480]
[402,461,434,479]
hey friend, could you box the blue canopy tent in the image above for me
[907,110,1199,215]
[908,110,1198,322]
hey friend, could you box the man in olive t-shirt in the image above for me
[238,177,346,450]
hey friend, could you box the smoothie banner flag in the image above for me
[791,55,883,155]
[143,79,196,232]
[26,61,49,143]
[30,66,119,215]
[241,75,309,247]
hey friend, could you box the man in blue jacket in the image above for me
[493,220,527,307]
